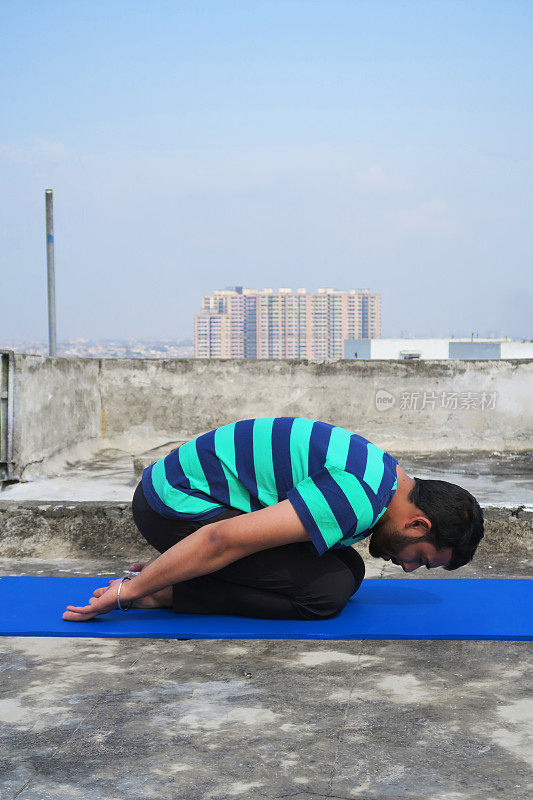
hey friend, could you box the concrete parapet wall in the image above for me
[100,358,533,452]
[0,500,530,561]
[13,355,101,475]
[10,356,533,476]
[0,501,150,559]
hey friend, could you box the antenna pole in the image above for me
[45,189,57,356]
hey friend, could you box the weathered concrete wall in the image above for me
[0,500,529,561]
[11,356,533,476]
[0,500,150,559]
[13,355,101,475]
[100,358,533,453]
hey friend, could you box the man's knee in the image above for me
[334,547,366,591]
[297,563,364,620]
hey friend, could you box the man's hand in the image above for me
[62,578,125,622]
[62,499,311,622]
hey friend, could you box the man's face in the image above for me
[368,518,452,572]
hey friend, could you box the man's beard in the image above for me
[368,517,427,560]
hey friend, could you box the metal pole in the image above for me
[45,189,57,356]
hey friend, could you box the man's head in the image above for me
[369,476,484,572]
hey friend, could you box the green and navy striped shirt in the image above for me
[142,417,398,556]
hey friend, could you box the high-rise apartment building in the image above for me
[194,287,381,359]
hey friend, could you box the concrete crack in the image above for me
[324,641,366,799]
[10,690,110,800]
[274,793,372,799]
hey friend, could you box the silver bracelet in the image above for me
[116,577,132,612]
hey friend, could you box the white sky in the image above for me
[1,0,532,341]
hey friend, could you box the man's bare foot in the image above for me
[129,559,157,573]
[131,586,173,609]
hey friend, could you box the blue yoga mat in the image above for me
[0,577,533,641]
[0,577,530,640]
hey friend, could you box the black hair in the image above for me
[408,478,484,570]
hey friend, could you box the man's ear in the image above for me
[405,515,432,534]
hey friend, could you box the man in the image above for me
[63,417,484,622]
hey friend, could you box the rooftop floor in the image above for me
[1,443,531,799]
[1,554,531,800]
[3,448,533,510]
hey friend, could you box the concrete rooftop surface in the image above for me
[1,356,531,799]
[1,450,532,800]
[0,548,531,800]
[2,447,533,510]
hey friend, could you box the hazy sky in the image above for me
[1,0,532,341]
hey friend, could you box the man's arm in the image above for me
[126,499,310,601]
[63,500,310,620]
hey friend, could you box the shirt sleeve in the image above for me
[286,465,377,556]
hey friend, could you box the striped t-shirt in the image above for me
[141,417,398,556]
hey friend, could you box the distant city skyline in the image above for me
[195,286,381,359]
[0,337,194,358]
[1,1,532,342]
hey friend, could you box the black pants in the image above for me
[131,482,365,620]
